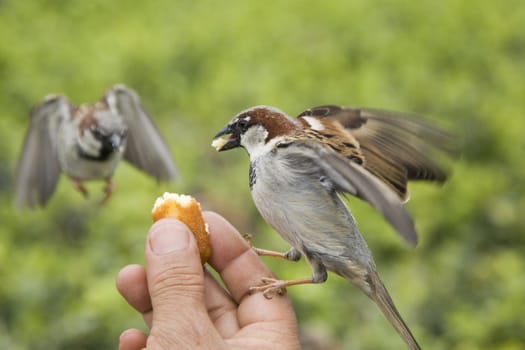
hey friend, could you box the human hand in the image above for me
[116,211,300,350]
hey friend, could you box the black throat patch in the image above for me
[77,144,115,162]
[249,161,257,189]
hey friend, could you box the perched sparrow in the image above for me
[15,84,177,209]
[212,105,455,350]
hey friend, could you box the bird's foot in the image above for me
[242,232,255,246]
[72,179,88,198]
[101,179,114,204]
[242,233,289,259]
[249,277,288,299]
[249,277,314,299]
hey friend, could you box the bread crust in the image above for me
[152,193,211,264]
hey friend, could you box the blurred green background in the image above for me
[1,1,524,349]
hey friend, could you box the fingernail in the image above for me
[149,220,190,255]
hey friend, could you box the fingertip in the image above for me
[119,328,147,350]
[202,211,244,238]
[116,264,152,315]
[202,211,233,240]
[202,211,280,303]
[148,218,195,255]
[116,264,144,292]
[145,218,202,273]
[202,211,252,266]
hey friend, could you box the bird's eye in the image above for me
[237,117,249,129]
[91,128,104,139]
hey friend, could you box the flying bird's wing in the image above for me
[15,95,72,209]
[284,140,418,246]
[298,105,456,201]
[105,84,178,181]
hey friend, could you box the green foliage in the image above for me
[1,0,524,349]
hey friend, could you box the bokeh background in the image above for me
[1,1,524,349]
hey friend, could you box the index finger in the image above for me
[203,211,297,326]
[203,211,273,302]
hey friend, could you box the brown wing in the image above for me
[298,105,456,201]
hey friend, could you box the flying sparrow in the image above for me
[15,84,178,209]
[212,105,455,350]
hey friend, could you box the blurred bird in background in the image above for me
[14,84,177,209]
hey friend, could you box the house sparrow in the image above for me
[15,84,178,209]
[212,105,455,350]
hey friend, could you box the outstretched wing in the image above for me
[14,95,72,209]
[105,84,177,181]
[298,105,456,201]
[286,140,418,245]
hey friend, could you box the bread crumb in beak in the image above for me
[211,137,228,151]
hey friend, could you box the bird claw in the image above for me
[249,277,288,299]
[100,180,114,205]
[71,179,89,198]
[242,233,254,246]
[242,234,289,259]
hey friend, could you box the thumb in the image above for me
[145,218,208,337]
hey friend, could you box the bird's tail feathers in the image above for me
[369,275,421,350]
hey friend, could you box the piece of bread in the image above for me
[151,192,211,264]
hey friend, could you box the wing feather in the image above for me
[298,105,456,201]
[290,141,418,245]
[14,96,72,208]
[106,85,177,181]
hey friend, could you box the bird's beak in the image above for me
[212,125,240,152]
[109,134,123,150]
